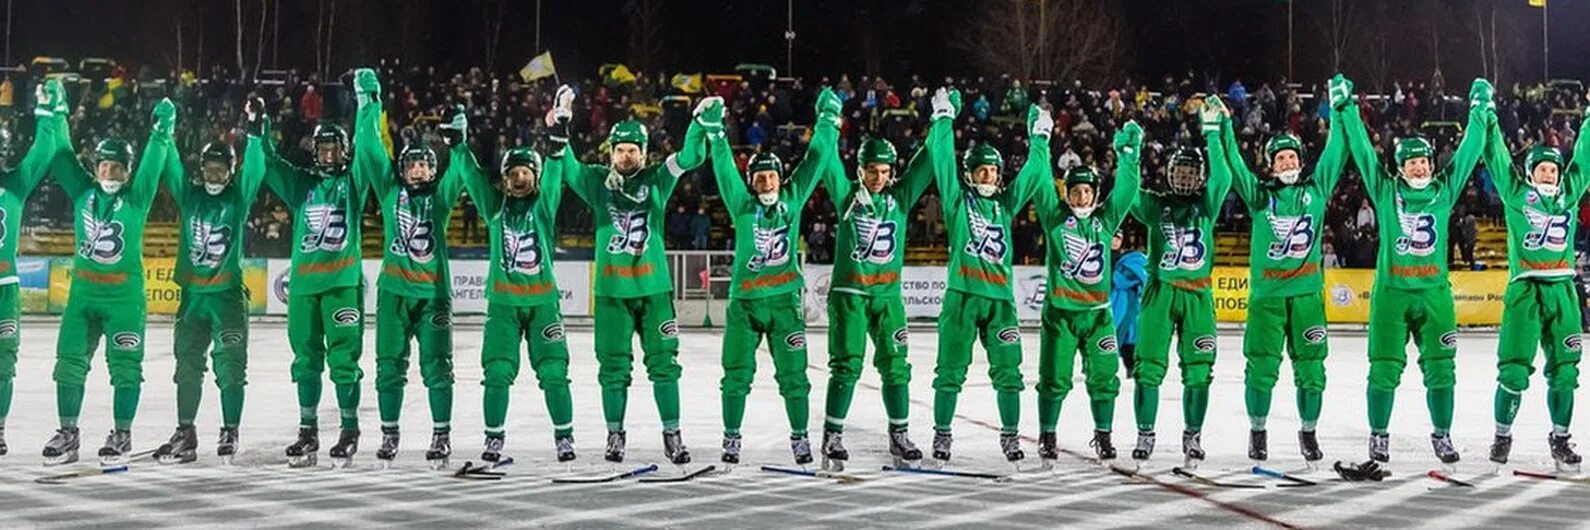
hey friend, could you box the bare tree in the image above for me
[1319,0,1356,72]
[955,0,1124,85]
[624,0,665,74]
[483,0,506,71]
[235,0,244,81]
[255,0,268,81]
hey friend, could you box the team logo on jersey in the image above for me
[1566,334,1583,352]
[332,307,361,326]
[963,207,1008,264]
[784,331,808,350]
[218,329,245,346]
[1194,335,1217,353]
[1303,326,1328,344]
[1097,336,1119,353]
[659,319,680,338]
[1264,212,1316,260]
[541,322,566,343]
[1523,208,1572,252]
[1439,331,1459,349]
[1159,224,1207,271]
[996,327,1021,345]
[501,221,545,275]
[850,216,899,265]
[111,332,142,350]
[188,219,233,268]
[80,197,128,265]
[892,327,909,346]
[430,312,453,329]
[748,225,792,272]
[1060,232,1106,284]
[390,192,437,264]
[1526,191,1541,205]
[0,209,7,247]
[300,204,350,253]
[0,320,16,339]
[605,207,650,256]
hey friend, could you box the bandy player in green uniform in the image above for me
[41,90,176,466]
[353,69,463,469]
[1483,89,1590,473]
[155,135,264,465]
[553,97,709,465]
[1032,121,1143,464]
[0,81,66,457]
[703,90,837,466]
[1217,74,1352,466]
[1339,78,1493,468]
[930,102,1053,465]
[1125,97,1232,468]
[244,104,371,468]
[456,87,577,465]
[817,89,954,470]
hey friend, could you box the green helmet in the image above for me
[398,144,439,188]
[857,137,898,167]
[1394,136,1434,166]
[961,144,1003,173]
[1264,133,1304,163]
[1065,166,1100,188]
[747,152,786,183]
[607,119,649,149]
[499,146,543,175]
[1526,145,1564,173]
[94,138,135,169]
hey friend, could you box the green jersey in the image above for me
[1218,110,1350,300]
[244,119,371,296]
[824,117,947,298]
[709,123,834,300]
[163,139,265,293]
[0,112,59,284]
[359,100,463,299]
[1035,148,1141,311]
[1129,128,1231,294]
[935,134,1050,302]
[48,116,172,297]
[557,121,707,299]
[1485,111,1590,283]
[455,143,565,307]
[1344,104,1487,291]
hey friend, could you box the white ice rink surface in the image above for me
[0,323,1589,529]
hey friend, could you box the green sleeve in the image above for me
[1031,167,1062,230]
[1484,119,1520,206]
[932,138,962,219]
[354,96,394,199]
[1129,191,1154,225]
[47,116,92,199]
[11,110,60,197]
[437,150,467,207]
[1101,148,1142,233]
[128,128,171,208]
[1312,108,1352,196]
[901,117,952,206]
[538,146,566,221]
[671,119,709,173]
[790,123,837,206]
[249,123,309,209]
[1442,107,1489,203]
[1005,134,1053,212]
[709,133,747,213]
[821,149,852,209]
[451,143,502,217]
[1203,127,1237,213]
[238,139,266,203]
[555,144,603,207]
[1220,119,1260,209]
[1567,109,1590,200]
[162,138,187,210]
[1341,104,1387,203]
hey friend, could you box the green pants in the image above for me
[1495,279,1582,432]
[55,287,147,430]
[0,284,19,423]
[1242,291,1328,429]
[172,287,249,428]
[594,293,682,432]
[288,285,365,430]
[1132,284,1217,433]
[1038,304,1119,432]
[933,289,1024,433]
[1366,284,1456,434]
[481,301,573,440]
[375,290,455,432]
[721,292,810,436]
[824,290,911,432]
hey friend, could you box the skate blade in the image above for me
[890,457,922,470]
[376,459,393,470]
[43,454,79,467]
[287,455,318,468]
[1556,461,1583,474]
[1182,457,1203,470]
[330,458,354,469]
[156,454,197,465]
[429,458,450,471]
[821,457,846,472]
[100,456,129,467]
[218,454,236,466]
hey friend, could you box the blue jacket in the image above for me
[1110,251,1149,346]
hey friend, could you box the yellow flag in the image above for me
[670,73,703,94]
[379,108,394,156]
[600,64,637,87]
[97,77,123,109]
[1529,0,1546,7]
[520,52,556,82]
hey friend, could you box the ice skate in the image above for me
[1248,429,1268,462]
[663,429,691,465]
[1551,432,1582,473]
[426,432,452,470]
[604,430,626,463]
[1299,430,1323,468]
[1000,432,1025,464]
[1182,431,1206,469]
[42,427,80,467]
[791,434,814,466]
[720,434,741,465]
[930,430,952,468]
[888,428,923,468]
[374,430,399,468]
[328,430,359,469]
[820,430,847,471]
[285,427,320,469]
[216,427,239,465]
[1431,432,1459,468]
[1368,432,1389,464]
[1090,430,1116,461]
[1132,431,1156,462]
[98,429,132,466]
[154,425,198,465]
[554,434,575,464]
[1037,432,1059,467]
[481,434,507,464]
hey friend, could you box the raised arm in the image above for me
[1443,82,1494,197]
[931,89,965,216]
[1219,110,1261,209]
[245,113,310,209]
[708,124,748,214]
[11,80,69,197]
[1483,113,1520,206]
[1199,97,1237,213]
[1101,121,1143,233]
[788,88,842,206]
[1006,104,1055,212]
[127,98,176,208]
[1311,74,1356,196]
[1567,91,1590,201]
[1339,101,1387,201]
[353,68,394,199]
[655,97,715,200]
[901,88,959,206]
